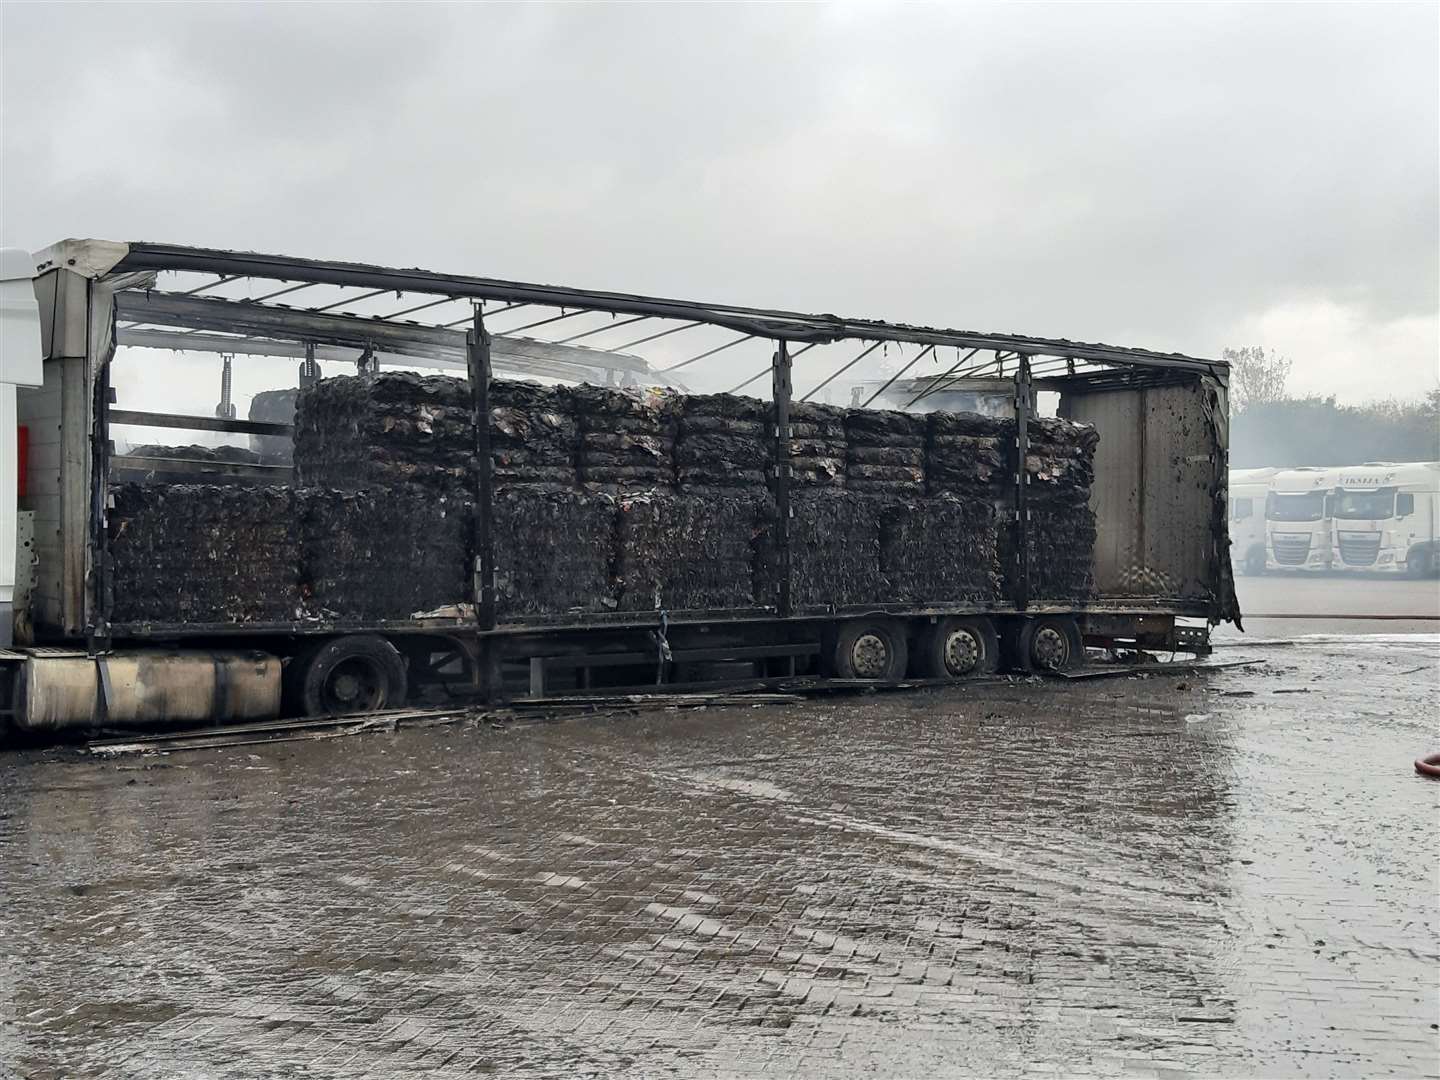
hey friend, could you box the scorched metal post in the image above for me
[1013,354,1032,611]
[468,310,496,630]
[772,341,792,617]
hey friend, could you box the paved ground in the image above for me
[2,635,1437,1079]
[1228,573,1440,637]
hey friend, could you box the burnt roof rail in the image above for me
[112,242,1228,377]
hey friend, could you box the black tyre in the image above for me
[919,616,999,679]
[1242,544,1267,577]
[1006,616,1083,673]
[1407,545,1436,579]
[830,621,909,681]
[290,635,408,717]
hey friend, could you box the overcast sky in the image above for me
[2,2,1436,408]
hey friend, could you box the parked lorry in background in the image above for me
[1228,467,1278,576]
[1265,467,1336,572]
[1,239,1239,739]
[1329,462,1440,576]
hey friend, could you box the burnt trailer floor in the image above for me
[2,637,1438,1079]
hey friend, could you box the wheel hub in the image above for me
[1031,626,1069,670]
[850,632,890,679]
[943,629,980,676]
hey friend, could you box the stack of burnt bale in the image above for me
[108,483,300,624]
[487,379,617,617]
[1017,418,1099,600]
[570,384,675,494]
[616,392,767,611]
[112,443,277,487]
[845,409,927,495]
[924,411,1097,601]
[292,372,474,492]
[291,373,475,619]
[787,401,847,490]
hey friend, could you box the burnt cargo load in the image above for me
[846,409,926,495]
[493,489,616,617]
[570,383,675,494]
[109,484,301,624]
[111,374,1099,624]
[616,492,767,611]
[675,394,768,492]
[293,373,474,492]
[300,489,472,621]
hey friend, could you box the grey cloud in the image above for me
[2,1,1435,394]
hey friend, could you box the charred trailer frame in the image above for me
[3,239,1240,733]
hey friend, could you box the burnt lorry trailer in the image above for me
[1,239,1239,736]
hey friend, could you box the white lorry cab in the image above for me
[1228,467,1278,576]
[1265,467,1335,571]
[1329,462,1440,576]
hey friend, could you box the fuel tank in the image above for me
[11,649,281,733]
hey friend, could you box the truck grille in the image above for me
[1272,534,1311,566]
[1338,532,1381,567]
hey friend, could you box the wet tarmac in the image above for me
[2,636,1438,1078]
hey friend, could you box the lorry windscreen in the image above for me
[1330,489,1395,520]
[1266,492,1326,522]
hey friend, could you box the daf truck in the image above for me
[1329,462,1440,576]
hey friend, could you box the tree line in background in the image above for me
[1224,346,1440,468]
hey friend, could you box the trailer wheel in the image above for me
[1007,616,1083,673]
[293,635,408,717]
[1407,544,1436,579]
[1242,544,1267,577]
[830,621,908,681]
[920,617,999,679]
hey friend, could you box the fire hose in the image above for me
[1414,753,1440,779]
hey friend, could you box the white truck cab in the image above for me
[1,247,45,647]
[1228,466,1278,575]
[1265,467,1335,572]
[1329,462,1440,576]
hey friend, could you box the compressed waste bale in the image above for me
[112,444,281,487]
[570,383,676,493]
[294,373,474,492]
[299,488,472,620]
[845,409,926,494]
[295,373,586,493]
[925,412,1011,496]
[1025,418,1099,504]
[109,483,300,623]
[769,491,887,609]
[615,492,764,611]
[490,380,578,490]
[999,504,1097,601]
[880,495,1001,604]
[492,489,618,616]
[675,392,768,492]
[248,387,298,465]
[787,401,847,489]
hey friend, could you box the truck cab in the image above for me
[1329,462,1440,576]
[1228,467,1278,576]
[1265,467,1335,572]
